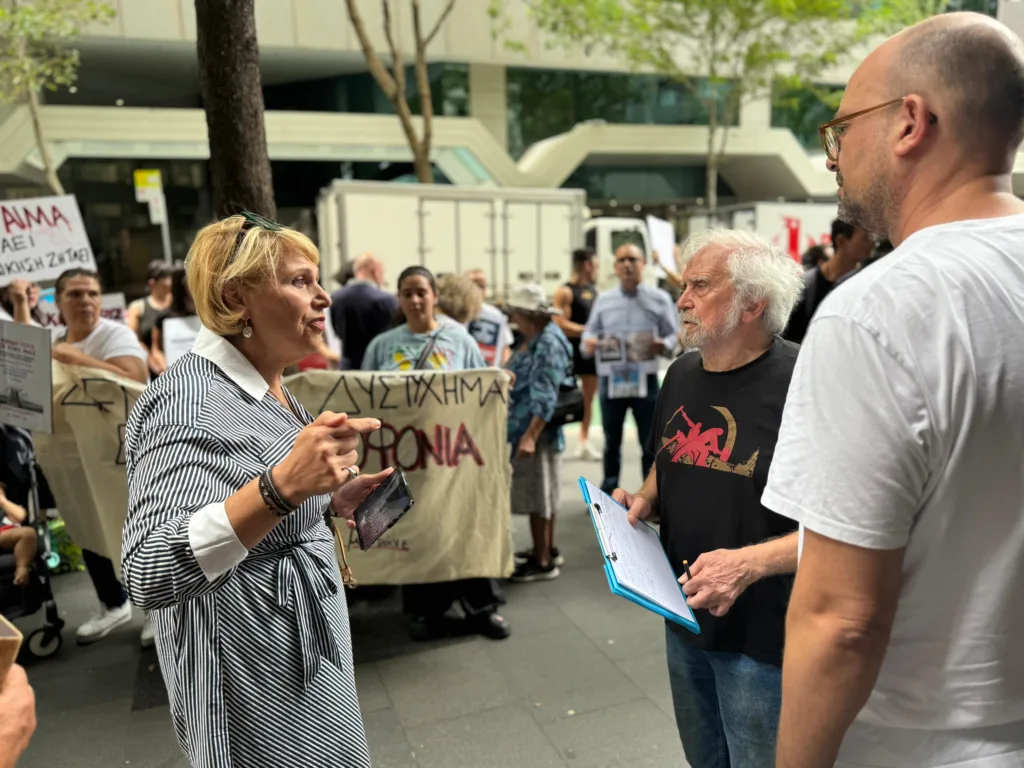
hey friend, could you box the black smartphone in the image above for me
[353,468,415,551]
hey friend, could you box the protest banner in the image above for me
[284,368,514,585]
[0,319,52,434]
[33,364,142,576]
[0,196,97,286]
[34,365,513,584]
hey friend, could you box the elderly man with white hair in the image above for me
[612,228,804,768]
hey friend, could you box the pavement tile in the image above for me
[405,703,566,768]
[541,698,685,768]
[27,647,138,716]
[18,697,132,768]
[124,705,184,768]
[362,708,419,768]
[483,623,646,724]
[554,591,668,662]
[613,649,675,720]
[355,662,392,714]
[377,641,513,730]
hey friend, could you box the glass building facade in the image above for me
[506,68,736,159]
[563,164,734,207]
[262,64,469,118]
[771,84,845,150]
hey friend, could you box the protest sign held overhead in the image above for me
[0,195,96,286]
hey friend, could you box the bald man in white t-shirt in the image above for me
[766,13,1024,768]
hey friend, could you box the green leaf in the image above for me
[0,0,114,104]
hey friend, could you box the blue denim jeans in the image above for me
[598,373,659,493]
[665,626,782,768]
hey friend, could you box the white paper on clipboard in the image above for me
[586,482,696,625]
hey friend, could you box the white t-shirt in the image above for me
[763,214,1024,767]
[69,318,147,365]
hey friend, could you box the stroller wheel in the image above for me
[25,627,63,659]
[45,552,61,570]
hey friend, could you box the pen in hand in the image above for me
[682,560,692,582]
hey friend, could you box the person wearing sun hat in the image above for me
[504,283,574,582]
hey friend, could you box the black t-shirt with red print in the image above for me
[648,338,799,666]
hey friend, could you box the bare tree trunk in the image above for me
[25,84,63,195]
[411,0,434,183]
[705,94,719,219]
[345,0,456,184]
[346,0,430,180]
[195,0,276,218]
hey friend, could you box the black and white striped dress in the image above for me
[121,328,371,768]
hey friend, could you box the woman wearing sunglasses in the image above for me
[121,213,388,768]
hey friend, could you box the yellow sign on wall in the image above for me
[133,169,162,202]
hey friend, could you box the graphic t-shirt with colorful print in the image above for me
[361,323,486,372]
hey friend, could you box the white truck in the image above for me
[687,202,840,263]
[315,182,837,300]
[317,180,586,300]
[315,180,662,299]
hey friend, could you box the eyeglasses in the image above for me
[230,210,282,263]
[818,97,938,163]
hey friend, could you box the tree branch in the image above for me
[344,0,398,100]
[382,0,406,98]
[412,0,434,180]
[424,0,457,49]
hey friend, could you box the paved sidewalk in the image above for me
[14,438,685,768]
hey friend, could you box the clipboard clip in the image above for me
[590,504,618,561]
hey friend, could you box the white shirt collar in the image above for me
[192,325,269,401]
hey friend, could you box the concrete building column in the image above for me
[469,63,508,151]
[739,95,772,129]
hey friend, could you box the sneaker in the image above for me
[575,441,602,461]
[140,616,155,649]
[514,547,564,567]
[510,559,560,583]
[76,602,132,645]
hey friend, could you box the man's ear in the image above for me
[893,95,933,158]
[741,300,767,325]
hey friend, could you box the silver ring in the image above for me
[345,465,360,479]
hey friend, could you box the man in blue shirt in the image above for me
[329,253,398,369]
[582,244,680,493]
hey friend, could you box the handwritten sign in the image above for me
[33,364,141,575]
[286,369,514,585]
[0,196,96,286]
[34,366,513,585]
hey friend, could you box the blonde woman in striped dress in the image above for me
[122,214,390,768]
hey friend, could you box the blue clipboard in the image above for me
[580,478,700,635]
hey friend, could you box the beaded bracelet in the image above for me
[259,467,296,517]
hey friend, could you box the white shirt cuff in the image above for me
[188,503,249,582]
